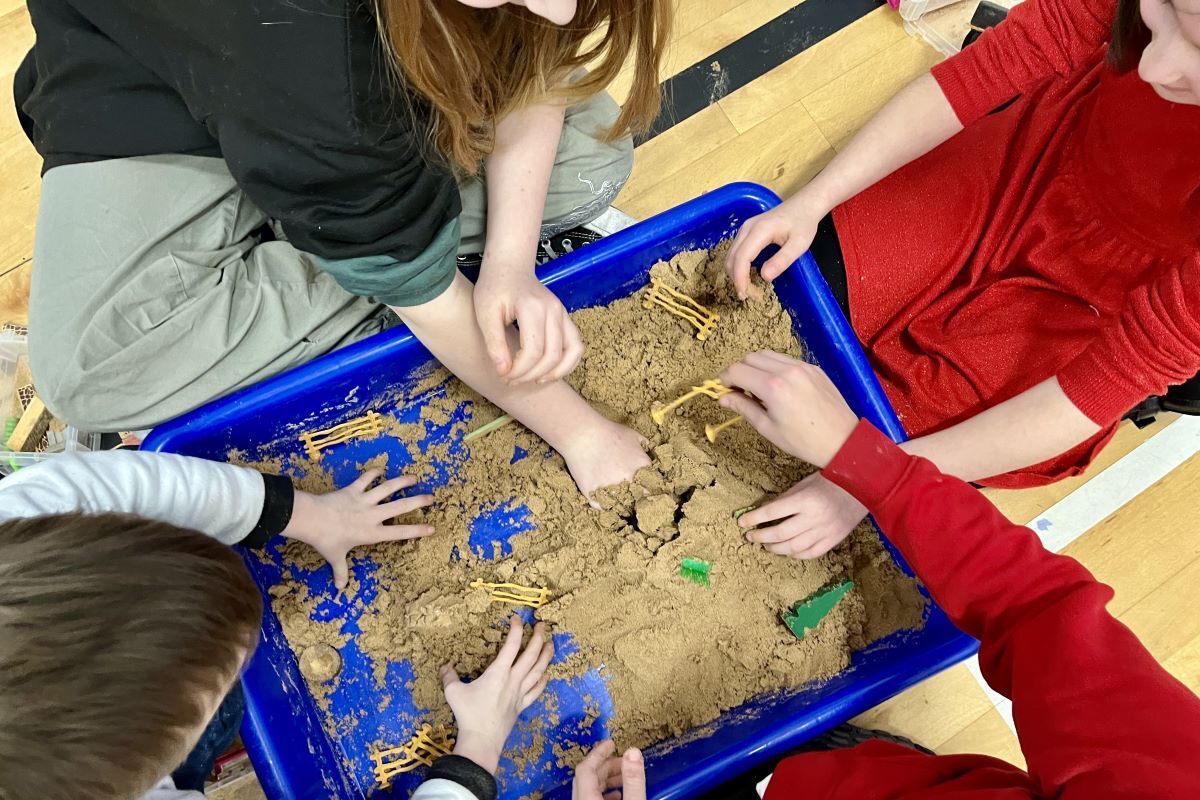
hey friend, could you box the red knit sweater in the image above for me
[764,420,1200,798]
[833,0,1200,488]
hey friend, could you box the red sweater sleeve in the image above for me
[821,420,1200,797]
[931,0,1114,125]
[1058,255,1200,424]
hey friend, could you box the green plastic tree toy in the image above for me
[783,580,854,640]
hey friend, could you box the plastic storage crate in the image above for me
[0,331,101,475]
[144,183,979,800]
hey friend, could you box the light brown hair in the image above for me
[0,513,262,800]
[1110,0,1153,71]
[377,0,671,174]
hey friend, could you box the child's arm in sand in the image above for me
[722,371,1100,560]
[391,272,650,497]
[411,617,553,800]
[724,0,1115,297]
[724,355,1200,797]
[723,73,961,297]
[0,451,434,590]
[473,101,586,386]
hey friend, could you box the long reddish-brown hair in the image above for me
[1110,0,1152,72]
[376,0,671,175]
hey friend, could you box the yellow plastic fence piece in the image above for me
[705,416,744,442]
[643,279,719,341]
[470,579,551,609]
[299,411,385,460]
[651,379,732,425]
[371,724,456,789]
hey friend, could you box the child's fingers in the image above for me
[746,515,812,545]
[547,321,585,383]
[524,315,565,385]
[621,749,647,800]
[512,622,547,675]
[365,474,419,503]
[603,760,626,789]
[763,527,822,557]
[520,673,550,709]
[366,523,436,544]
[439,663,462,689]
[508,306,547,383]
[576,739,616,776]
[738,488,805,529]
[731,226,775,299]
[718,392,770,433]
[785,533,842,561]
[377,493,435,520]
[719,361,776,402]
[492,615,526,671]
[348,468,383,492]
[480,308,515,375]
[595,754,623,786]
[520,638,555,694]
[755,349,804,368]
[748,515,816,546]
[760,236,805,283]
[743,350,798,372]
[724,221,759,293]
[330,556,351,592]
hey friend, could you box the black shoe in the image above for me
[534,226,605,266]
[457,225,608,275]
[798,722,935,755]
[1125,371,1200,428]
[962,1,1009,49]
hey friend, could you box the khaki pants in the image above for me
[29,91,631,431]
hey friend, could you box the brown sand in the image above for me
[247,244,927,759]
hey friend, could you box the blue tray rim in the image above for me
[144,181,978,800]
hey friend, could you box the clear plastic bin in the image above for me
[0,331,101,476]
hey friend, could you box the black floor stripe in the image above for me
[639,0,886,145]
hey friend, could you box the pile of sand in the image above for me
[250,244,926,762]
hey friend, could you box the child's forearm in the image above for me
[900,377,1102,483]
[482,101,567,269]
[390,273,603,461]
[0,450,277,545]
[791,73,962,217]
[824,421,1200,797]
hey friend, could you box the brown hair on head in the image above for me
[376,0,672,175]
[0,513,262,800]
[1110,0,1152,72]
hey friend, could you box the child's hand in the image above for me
[474,267,585,386]
[572,740,647,800]
[720,351,859,469]
[736,472,867,559]
[724,195,824,300]
[442,616,554,775]
[283,470,435,590]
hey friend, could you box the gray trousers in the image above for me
[29,92,631,431]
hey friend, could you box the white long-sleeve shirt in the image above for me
[0,450,264,541]
[0,451,487,800]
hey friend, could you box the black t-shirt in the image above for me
[15,0,461,267]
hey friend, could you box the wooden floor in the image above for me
[2,0,1199,789]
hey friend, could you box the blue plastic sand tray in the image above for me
[145,183,978,800]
